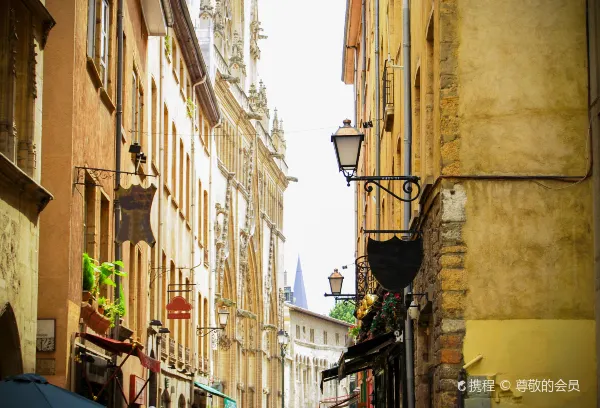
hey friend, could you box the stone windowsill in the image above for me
[0,152,53,213]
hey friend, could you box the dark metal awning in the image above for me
[321,331,399,391]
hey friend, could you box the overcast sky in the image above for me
[258,0,357,315]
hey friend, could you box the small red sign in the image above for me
[129,374,147,405]
[166,296,192,319]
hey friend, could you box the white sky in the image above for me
[258,0,357,315]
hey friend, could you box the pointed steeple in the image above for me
[293,256,308,309]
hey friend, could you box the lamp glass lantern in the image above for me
[218,307,230,327]
[277,330,289,347]
[331,119,364,177]
[328,269,344,296]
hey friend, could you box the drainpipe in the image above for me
[208,117,222,379]
[155,30,166,408]
[188,75,206,406]
[375,0,381,240]
[112,0,124,405]
[402,1,415,408]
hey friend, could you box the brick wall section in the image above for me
[440,0,460,177]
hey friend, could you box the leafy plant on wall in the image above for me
[186,98,198,122]
[81,253,127,328]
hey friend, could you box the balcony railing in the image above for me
[169,337,175,358]
[185,347,191,367]
[178,343,184,362]
[214,45,230,76]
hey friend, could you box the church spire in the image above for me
[293,256,308,309]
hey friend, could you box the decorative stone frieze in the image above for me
[229,31,246,73]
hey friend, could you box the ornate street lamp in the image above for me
[328,269,344,295]
[197,306,230,337]
[324,269,356,303]
[278,330,290,408]
[331,119,364,177]
[331,119,421,204]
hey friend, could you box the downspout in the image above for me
[375,0,381,239]
[189,74,206,404]
[402,1,415,408]
[156,30,166,408]
[209,117,222,378]
[112,0,124,405]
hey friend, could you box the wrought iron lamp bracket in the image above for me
[197,327,224,337]
[344,174,421,203]
[74,166,157,186]
[323,293,356,305]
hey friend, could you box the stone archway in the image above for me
[0,303,23,379]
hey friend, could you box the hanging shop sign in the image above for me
[367,236,423,292]
[116,184,157,247]
[166,296,192,319]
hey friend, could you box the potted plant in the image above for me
[97,296,107,315]
[82,253,96,301]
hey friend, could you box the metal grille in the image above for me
[355,256,377,307]
[383,60,394,109]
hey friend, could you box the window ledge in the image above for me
[99,87,115,113]
[151,161,159,175]
[86,57,103,89]
[173,69,179,83]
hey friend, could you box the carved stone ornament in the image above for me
[200,0,214,19]
[213,0,224,36]
[218,333,232,351]
[229,31,246,73]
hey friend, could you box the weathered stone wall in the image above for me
[413,182,468,408]
[0,190,41,374]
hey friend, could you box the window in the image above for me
[179,140,184,208]
[163,105,169,187]
[128,244,136,330]
[186,154,191,218]
[324,331,328,345]
[203,190,209,262]
[310,329,314,343]
[87,0,111,85]
[296,325,300,339]
[336,333,340,345]
[131,70,143,146]
[171,124,177,195]
[151,80,158,167]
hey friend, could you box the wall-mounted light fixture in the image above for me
[197,307,230,337]
[323,269,356,304]
[331,119,421,202]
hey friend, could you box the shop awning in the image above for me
[194,382,236,407]
[75,333,160,405]
[77,333,160,373]
[321,331,399,391]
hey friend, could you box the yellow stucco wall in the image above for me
[463,180,594,320]
[464,320,596,407]
[457,0,588,176]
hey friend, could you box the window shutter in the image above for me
[87,0,96,57]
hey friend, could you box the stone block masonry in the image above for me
[413,182,468,408]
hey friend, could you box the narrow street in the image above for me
[0,0,599,407]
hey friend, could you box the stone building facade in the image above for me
[194,0,290,406]
[283,304,352,408]
[341,0,595,407]
[36,0,220,406]
[0,0,54,380]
